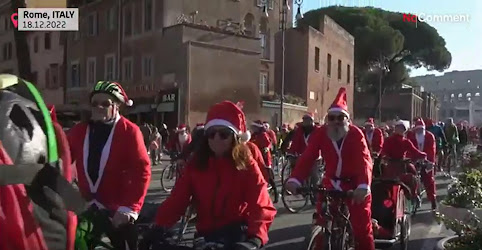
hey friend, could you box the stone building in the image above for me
[275,15,355,121]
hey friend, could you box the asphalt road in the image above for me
[143,157,456,250]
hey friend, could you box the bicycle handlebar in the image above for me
[296,187,354,199]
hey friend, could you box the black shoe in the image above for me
[431,200,437,210]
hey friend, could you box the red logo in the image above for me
[10,13,18,28]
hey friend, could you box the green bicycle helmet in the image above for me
[0,74,58,164]
[91,80,133,106]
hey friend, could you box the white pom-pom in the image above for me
[239,130,251,143]
[126,99,133,106]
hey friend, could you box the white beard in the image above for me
[327,124,349,141]
[178,133,189,144]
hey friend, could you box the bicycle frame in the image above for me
[319,196,354,249]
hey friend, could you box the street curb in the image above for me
[434,236,458,250]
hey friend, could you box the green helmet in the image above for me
[0,74,58,164]
[91,81,133,106]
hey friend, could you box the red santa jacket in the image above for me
[380,133,426,160]
[363,128,384,153]
[290,125,372,191]
[68,116,151,215]
[166,133,192,152]
[0,122,76,250]
[250,132,272,167]
[266,129,277,146]
[407,131,436,163]
[287,126,320,156]
[155,155,277,245]
[246,141,268,182]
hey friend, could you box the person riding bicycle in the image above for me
[68,81,151,250]
[363,118,384,155]
[407,119,438,210]
[379,119,427,207]
[250,120,279,203]
[176,123,205,166]
[262,121,277,152]
[444,118,460,169]
[425,118,447,171]
[285,87,375,250]
[0,74,79,250]
[276,124,289,150]
[167,124,192,154]
[145,101,276,250]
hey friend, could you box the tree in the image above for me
[10,0,32,81]
[297,6,452,117]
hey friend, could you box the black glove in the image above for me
[138,225,173,250]
[233,238,262,250]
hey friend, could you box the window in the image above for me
[123,58,133,80]
[243,13,255,36]
[257,0,274,9]
[2,42,12,60]
[347,64,351,83]
[259,17,269,59]
[45,68,50,88]
[314,47,320,71]
[142,56,153,78]
[44,33,51,50]
[259,72,268,95]
[106,7,117,31]
[327,53,332,77]
[86,57,96,85]
[33,36,39,53]
[49,63,59,88]
[104,54,116,80]
[124,6,132,36]
[87,13,98,36]
[70,61,80,87]
[143,0,153,31]
[337,59,342,80]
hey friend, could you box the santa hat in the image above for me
[195,123,205,129]
[394,120,410,131]
[251,120,264,128]
[204,101,251,142]
[414,119,425,129]
[262,121,270,129]
[47,104,57,123]
[176,124,187,133]
[365,118,375,126]
[281,123,288,130]
[328,87,349,117]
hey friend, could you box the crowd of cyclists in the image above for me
[0,75,478,250]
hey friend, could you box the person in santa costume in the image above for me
[166,124,192,154]
[379,119,427,208]
[407,119,437,210]
[68,81,151,250]
[177,123,205,164]
[144,101,276,250]
[250,120,279,203]
[285,87,375,250]
[363,118,384,155]
[262,121,277,151]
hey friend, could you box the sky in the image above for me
[299,0,482,77]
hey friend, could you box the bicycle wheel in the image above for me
[280,159,292,184]
[301,225,329,250]
[160,164,177,192]
[176,206,193,245]
[281,179,309,213]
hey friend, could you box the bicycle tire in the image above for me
[301,225,328,250]
[160,164,176,192]
[281,181,309,213]
[176,206,192,245]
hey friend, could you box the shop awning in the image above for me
[126,104,152,114]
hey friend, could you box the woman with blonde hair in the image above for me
[143,101,276,250]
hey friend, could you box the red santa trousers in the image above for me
[383,162,418,199]
[421,169,436,202]
[315,194,375,250]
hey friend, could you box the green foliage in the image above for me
[297,6,452,91]
[444,169,482,209]
[435,212,482,250]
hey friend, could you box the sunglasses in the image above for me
[206,128,233,140]
[91,100,113,108]
[327,114,346,122]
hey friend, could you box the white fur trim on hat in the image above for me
[395,120,410,130]
[126,99,133,106]
[327,107,350,117]
[251,122,264,128]
[414,125,425,129]
[196,125,205,129]
[205,119,250,142]
[176,127,187,132]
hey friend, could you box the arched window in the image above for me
[475,92,480,97]
[450,93,455,98]
[458,93,463,99]
[466,93,472,97]
[243,13,255,36]
[259,17,269,59]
